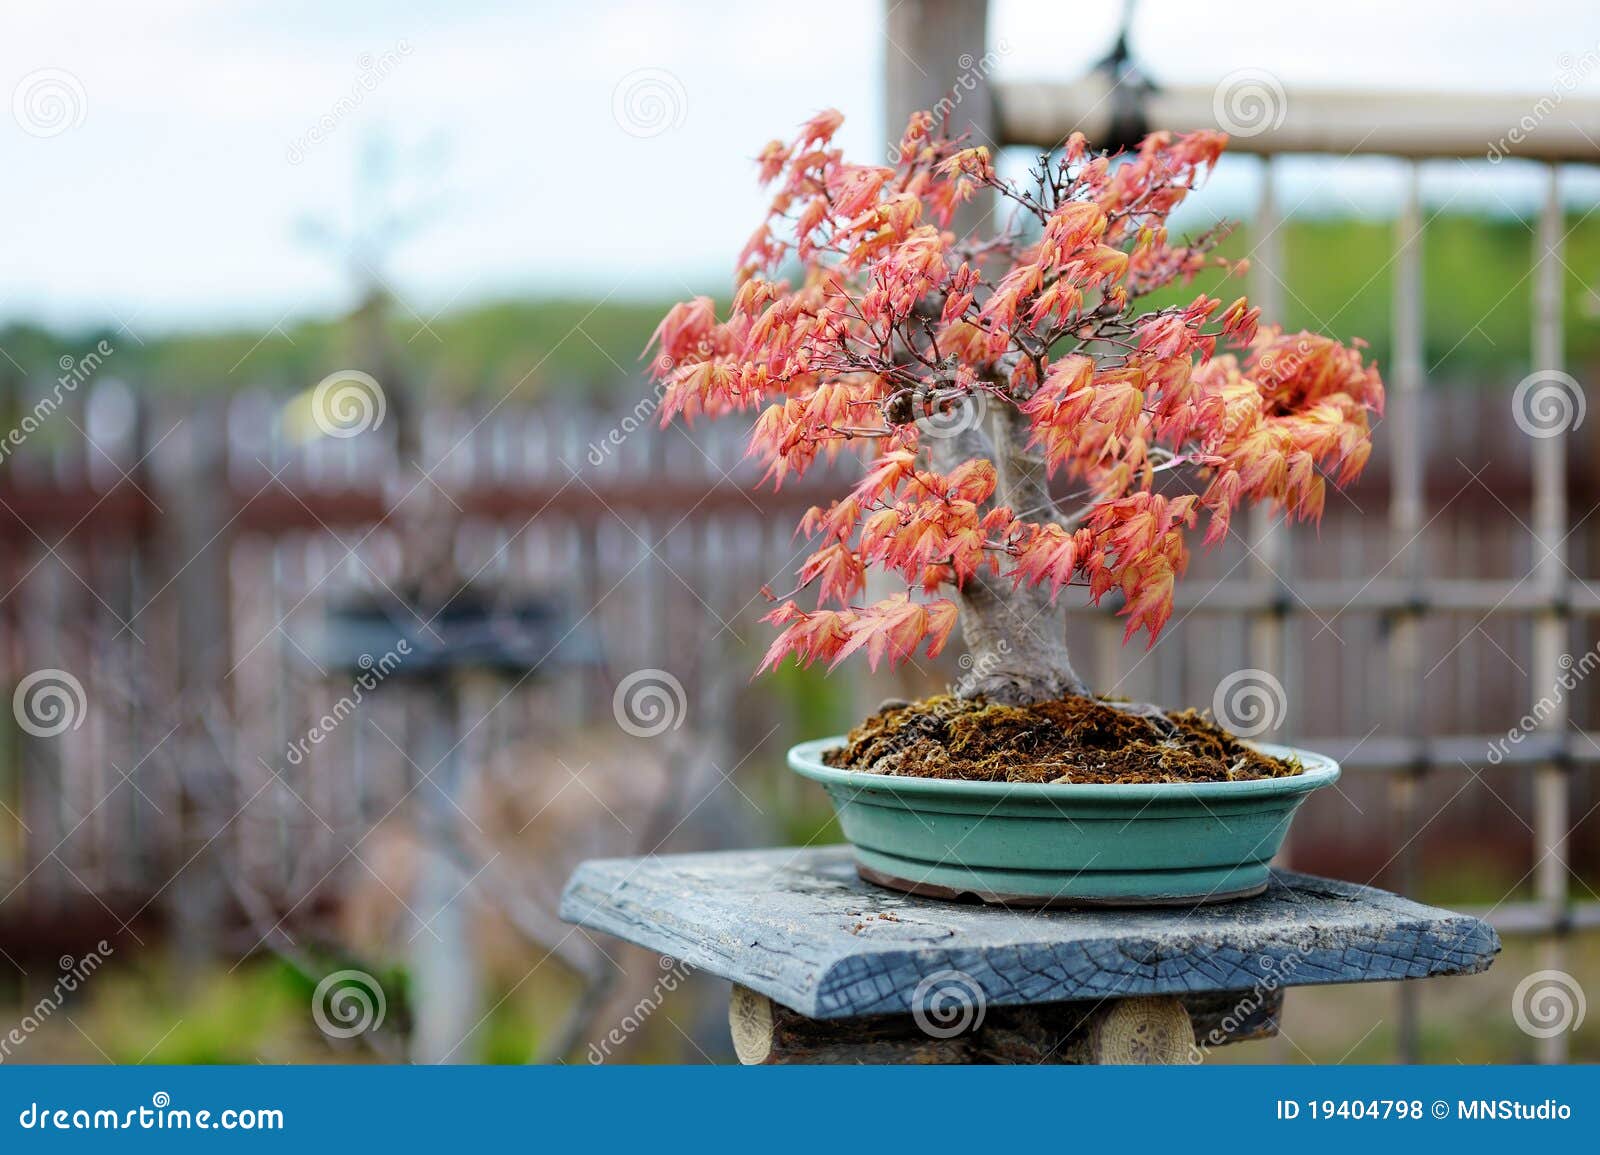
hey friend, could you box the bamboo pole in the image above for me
[1248,160,1290,750]
[995,77,1600,162]
[1530,166,1570,1065]
[1248,160,1292,1064]
[1389,164,1426,1063]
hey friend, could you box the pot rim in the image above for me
[787,735,1339,800]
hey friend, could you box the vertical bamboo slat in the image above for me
[1389,164,1426,1062]
[1531,166,1570,1065]
[1248,159,1290,750]
[1249,159,1292,1065]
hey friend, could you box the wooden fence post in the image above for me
[884,0,994,239]
[160,398,235,969]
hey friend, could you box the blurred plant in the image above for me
[649,110,1383,705]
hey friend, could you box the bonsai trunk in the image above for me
[926,407,1088,706]
[951,570,1087,705]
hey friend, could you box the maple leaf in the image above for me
[830,594,956,671]
[798,542,867,607]
[756,603,854,674]
[849,449,919,505]
[1119,560,1176,647]
[1010,523,1087,600]
[943,458,997,504]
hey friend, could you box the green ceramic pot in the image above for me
[787,737,1340,908]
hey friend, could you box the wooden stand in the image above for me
[561,846,1499,1065]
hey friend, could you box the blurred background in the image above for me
[0,0,1597,1064]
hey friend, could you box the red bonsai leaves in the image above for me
[797,541,866,608]
[650,110,1383,674]
[757,594,959,675]
[1009,522,1090,596]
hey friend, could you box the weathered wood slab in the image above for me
[560,845,1499,1020]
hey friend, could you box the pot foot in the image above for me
[854,859,1270,909]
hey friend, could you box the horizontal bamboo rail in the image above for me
[1168,579,1600,614]
[995,77,1600,162]
[1298,734,1594,769]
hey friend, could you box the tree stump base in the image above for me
[728,983,1282,1065]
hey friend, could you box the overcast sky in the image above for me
[3,0,1598,332]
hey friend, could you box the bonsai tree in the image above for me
[648,110,1383,710]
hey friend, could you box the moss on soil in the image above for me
[821,693,1302,785]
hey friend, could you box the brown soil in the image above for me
[822,693,1302,784]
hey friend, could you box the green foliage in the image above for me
[0,297,676,402]
[2,213,1595,400]
[1138,210,1600,380]
[7,953,416,1064]
[71,956,311,1063]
